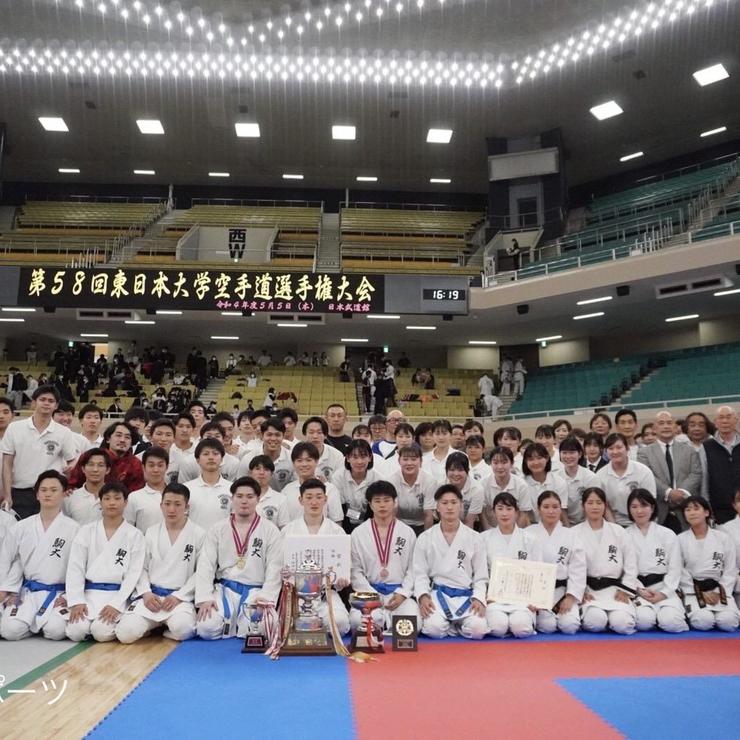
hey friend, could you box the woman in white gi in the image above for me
[413,484,488,639]
[625,489,688,633]
[349,481,419,631]
[483,492,542,638]
[65,482,146,642]
[424,452,484,530]
[529,491,586,635]
[522,443,568,525]
[0,471,79,640]
[195,476,283,639]
[281,478,350,635]
[331,439,380,532]
[116,483,206,643]
[481,446,532,530]
[677,495,740,631]
[573,487,639,635]
[719,489,740,608]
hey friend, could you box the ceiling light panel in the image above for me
[693,63,729,86]
[38,117,68,132]
[235,122,260,137]
[332,125,356,140]
[700,126,727,138]
[426,128,453,143]
[590,101,623,120]
[620,151,644,162]
[136,118,164,134]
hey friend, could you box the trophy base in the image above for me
[280,629,337,656]
[350,630,385,654]
[241,634,267,653]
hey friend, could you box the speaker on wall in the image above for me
[517,304,529,315]
[616,285,630,297]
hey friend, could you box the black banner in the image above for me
[17,266,385,314]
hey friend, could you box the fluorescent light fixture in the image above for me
[665,314,699,323]
[133,169,155,175]
[589,101,623,120]
[155,310,182,315]
[220,311,242,316]
[430,178,452,184]
[406,325,436,331]
[535,334,562,342]
[1,307,36,312]
[714,287,740,296]
[58,168,80,174]
[693,63,729,87]
[80,333,109,338]
[136,118,164,135]
[573,311,605,320]
[276,322,308,327]
[700,126,727,138]
[235,122,261,138]
[341,338,369,342]
[211,335,239,340]
[38,117,68,132]
[332,125,356,140]
[124,319,155,325]
[426,128,453,144]
[576,296,613,306]
[620,151,644,162]
[282,173,304,180]
[366,314,401,320]
[356,176,378,182]
[468,340,497,345]
[0,318,25,323]
[209,172,230,178]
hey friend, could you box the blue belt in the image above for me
[433,583,473,620]
[217,579,260,621]
[151,585,176,597]
[22,579,65,616]
[370,582,402,597]
[84,580,120,591]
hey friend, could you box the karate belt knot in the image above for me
[370,582,402,596]
[637,573,664,588]
[693,578,727,608]
[432,583,473,620]
[217,579,261,622]
[84,580,121,591]
[22,579,65,616]
[586,576,637,596]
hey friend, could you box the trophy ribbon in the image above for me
[325,573,350,657]
[230,513,261,570]
[371,518,395,580]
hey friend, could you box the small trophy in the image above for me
[240,604,268,653]
[392,615,418,651]
[349,591,385,653]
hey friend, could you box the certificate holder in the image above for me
[487,557,557,610]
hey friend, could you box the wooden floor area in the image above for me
[0,638,177,738]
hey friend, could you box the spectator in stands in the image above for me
[256,350,272,367]
[23,375,39,405]
[208,355,219,379]
[451,425,466,451]
[6,369,27,410]
[552,419,573,445]
[325,404,352,455]
[368,415,387,444]
[684,412,715,451]
[478,372,495,398]
[589,412,612,443]
[225,353,237,375]
[423,368,435,390]
[361,365,376,413]
[414,421,435,454]
[0,397,15,443]
[107,397,123,414]
[615,409,640,459]
[480,391,503,418]
[339,359,351,383]
[284,351,297,367]
[321,352,329,367]
[298,352,310,366]
[640,423,657,446]
[25,343,37,363]
[700,406,740,525]
[310,352,319,367]
[512,358,527,398]
[582,432,607,473]
[637,411,701,533]
[262,387,276,412]
[395,352,409,370]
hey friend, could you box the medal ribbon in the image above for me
[370,518,395,569]
[230,513,261,560]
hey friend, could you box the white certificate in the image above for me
[283,534,352,582]
[487,557,557,610]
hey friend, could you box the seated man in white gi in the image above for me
[116,483,206,643]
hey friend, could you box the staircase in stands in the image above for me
[199,378,227,405]
[613,367,661,404]
[315,212,341,273]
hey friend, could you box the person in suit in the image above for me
[581,432,608,473]
[637,411,701,533]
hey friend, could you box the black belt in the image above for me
[693,578,727,608]
[555,578,567,589]
[586,576,637,596]
[638,573,664,588]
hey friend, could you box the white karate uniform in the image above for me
[237,447,295,491]
[560,467,599,525]
[276,480,343,528]
[195,515,284,639]
[185,476,233,530]
[178,452,240,483]
[625,522,687,633]
[572,520,639,634]
[0,512,79,640]
[256,488,288,526]
[65,520,146,642]
[350,519,419,630]
[412,523,488,640]
[719,516,740,608]
[595,461,657,526]
[281,516,350,635]
[0,509,17,544]
[63,486,103,525]
[524,473,569,522]
[331,468,381,529]
[424,477,484,525]
[482,526,541,638]
[483,474,532,524]
[124,485,165,533]
[387,469,437,530]
[677,527,740,631]
[116,520,206,643]
[529,522,586,634]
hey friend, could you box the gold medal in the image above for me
[237,557,246,569]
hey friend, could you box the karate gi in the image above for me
[195,515,284,639]
[124,485,165,533]
[65,520,146,642]
[524,473,568,522]
[529,522,586,634]
[116,520,206,643]
[572,520,639,634]
[482,526,542,638]
[0,512,79,640]
[625,522,687,632]
[63,486,102,525]
[0,508,18,543]
[719,516,740,608]
[413,523,488,639]
[677,527,740,631]
[349,519,419,630]
[281,516,350,635]
[276,480,343,528]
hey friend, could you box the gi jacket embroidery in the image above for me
[456,550,466,569]
[50,538,66,557]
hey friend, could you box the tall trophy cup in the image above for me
[349,591,385,653]
[280,557,336,655]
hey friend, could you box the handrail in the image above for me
[344,200,483,213]
[189,198,323,208]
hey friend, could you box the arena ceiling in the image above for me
[1,0,740,193]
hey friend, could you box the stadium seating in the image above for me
[692,192,740,242]
[393,368,482,418]
[15,201,164,232]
